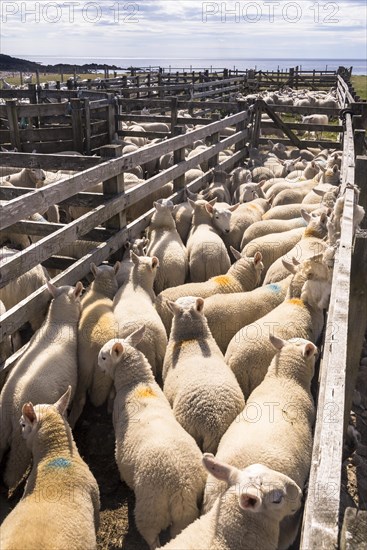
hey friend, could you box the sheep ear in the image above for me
[124,325,145,347]
[253,251,262,265]
[202,453,238,483]
[319,165,326,173]
[22,402,37,425]
[208,198,217,206]
[333,165,338,173]
[313,188,326,197]
[186,189,197,200]
[54,386,72,416]
[239,492,261,512]
[196,298,204,312]
[205,203,214,214]
[188,198,196,208]
[114,261,121,274]
[301,209,312,223]
[269,334,287,351]
[282,259,297,274]
[258,179,267,187]
[151,256,159,269]
[320,212,328,223]
[292,257,300,266]
[130,251,140,265]
[112,342,124,358]
[230,246,242,261]
[74,282,83,299]
[229,203,239,212]
[90,262,99,277]
[303,342,317,359]
[166,300,182,315]
[47,281,59,298]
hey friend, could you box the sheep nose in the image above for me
[225,229,230,233]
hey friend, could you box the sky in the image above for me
[1,0,366,60]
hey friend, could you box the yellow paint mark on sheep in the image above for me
[288,298,305,307]
[135,387,157,399]
[213,275,231,286]
[174,339,197,349]
[304,228,319,238]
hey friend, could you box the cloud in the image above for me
[1,0,366,61]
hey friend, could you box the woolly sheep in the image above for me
[163,455,302,550]
[163,297,245,452]
[225,256,329,398]
[98,327,206,549]
[0,387,100,550]
[263,210,329,284]
[117,237,149,286]
[68,263,120,427]
[233,180,266,204]
[271,181,317,207]
[113,253,167,378]
[203,276,291,354]
[240,217,307,250]
[155,250,263,335]
[204,336,317,549]
[0,246,50,332]
[0,282,83,489]
[0,299,12,362]
[243,227,305,278]
[223,199,270,251]
[262,202,326,221]
[146,201,188,293]
[0,167,46,188]
[187,198,236,282]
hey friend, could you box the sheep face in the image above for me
[210,205,238,234]
[27,167,46,186]
[203,454,302,520]
[98,327,146,377]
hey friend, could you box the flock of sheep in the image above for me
[0,85,365,550]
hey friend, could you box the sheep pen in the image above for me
[0,67,367,550]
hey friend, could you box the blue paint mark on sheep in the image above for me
[46,457,71,469]
[268,284,281,294]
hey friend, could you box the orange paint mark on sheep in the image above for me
[213,275,231,286]
[304,228,319,237]
[135,387,157,399]
[174,339,197,349]
[288,298,305,307]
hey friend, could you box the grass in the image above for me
[351,76,367,100]
[1,73,110,86]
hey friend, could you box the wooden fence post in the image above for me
[6,100,21,151]
[251,101,262,148]
[70,98,84,153]
[84,98,91,155]
[107,94,117,142]
[173,127,186,191]
[170,96,178,138]
[100,145,126,234]
[235,101,247,152]
[208,113,220,169]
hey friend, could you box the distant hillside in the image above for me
[0,54,122,73]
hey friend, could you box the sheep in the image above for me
[263,210,329,284]
[0,167,46,187]
[98,327,206,549]
[242,227,305,278]
[163,455,302,550]
[225,255,330,399]
[0,388,100,550]
[163,297,245,453]
[185,168,205,184]
[204,336,317,550]
[262,202,326,221]
[155,250,263,335]
[201,170,232,204]
[319,164,341,185]
[116,237,149,286]
[186,198,236,282]
[68,263,120,427]
[146,201,188,293]
[302,184,338,205]
[229,167,253,196]
[172,194,195,245]
[0,281,83,489]
[271,181,318,207]
[113,253,167,378]
[139,121,170,134]
[233,180,266,204]
[240,217,307,249]
[203,276,291,354]
[0,246,50,332]
[223,199,270,251]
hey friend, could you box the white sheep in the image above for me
[203,276,291,354]
[155,250,263,335]
[113,253,167,379]
[68,263,120,427]
[98,327,206,549]
[163,454,302,550]
[263,210,329,284]
[225,255,330,398]
[0,246,50,332]
[163,296,245,452]
[117,237,149,286]
[204,335,317,549]
[146,201,188,293]
[0,387,100,550]
[186,198,236,282]
[0,167,46,188]
[262,202,326,221]
[223,199,270,251]
[240,217,307,249]
[0,282,83,489]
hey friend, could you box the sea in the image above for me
[18,56,367,75]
